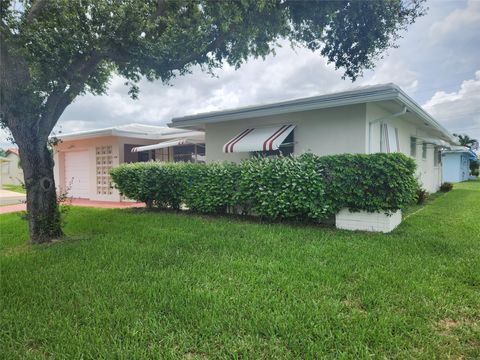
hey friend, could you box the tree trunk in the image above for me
[18,136,63,244]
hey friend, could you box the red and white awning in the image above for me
[131,138,201,153]
[223,124,295,153]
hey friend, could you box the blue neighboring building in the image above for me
[442,147,478,183]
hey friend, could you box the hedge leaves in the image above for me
[110,153,417,221]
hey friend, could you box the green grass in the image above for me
[1,181,479,359]
[2,183,26,194]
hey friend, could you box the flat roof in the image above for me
[55,123,204,141]
[169,83,455,143]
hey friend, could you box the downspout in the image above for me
[368,106,408,154]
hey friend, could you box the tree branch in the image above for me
[40,53,102,137]
[0,29,33,131]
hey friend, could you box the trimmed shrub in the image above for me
[237,155,328,221]
[184,162,240,213]
[110,162,147,205]
[439,182,453,192]
[111,152,417,220]
[111,162,194,209]
[313,152,418,215]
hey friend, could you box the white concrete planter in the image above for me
[335,208,402,233]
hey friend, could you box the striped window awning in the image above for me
[223,124,295,153]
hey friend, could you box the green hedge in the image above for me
[184,162,240,214]
[110,153,417,221]
[237,155,328,220]
[312,153,418,215]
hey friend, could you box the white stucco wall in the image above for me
[205,104,367,163]
[366,103,442,193]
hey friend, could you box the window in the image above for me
[124,144,154,163]
[410,137,417,157]
[252,129,294,157]
[422,143,427,159]
[380,124,399,153]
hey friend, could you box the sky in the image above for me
[1,0,479,146]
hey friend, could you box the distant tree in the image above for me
[0,148,6,157]
[1,0,426,243]
[453,133,478,148]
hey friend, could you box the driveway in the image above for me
[0,189,26,206]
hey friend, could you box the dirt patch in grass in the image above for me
[184,352,208,360]
[435,317,480,358]
[343,298,367,314]
[437,317,478,332]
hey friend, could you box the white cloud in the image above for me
[429,0,480,40]
[363,59,419,94]
[423,70,480,139]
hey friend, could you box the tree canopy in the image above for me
[454,133,478,148]
[1,0,425,134]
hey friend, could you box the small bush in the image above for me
[416,186,429,204]
[111,162,193,209]
[439,182,453,192]
[471,161,479,176]
[110,163,145,203]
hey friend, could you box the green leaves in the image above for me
[111,152,417,221]
[2,0,426,105]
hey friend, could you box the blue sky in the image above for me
[2,0,479,146]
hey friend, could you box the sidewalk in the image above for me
[0,189,26,206]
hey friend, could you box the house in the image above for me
[442,147,477,183]
[170,84,456,193]
[0,148,23,186]
[53,124,204,201]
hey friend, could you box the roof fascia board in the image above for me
[57,130,113,141]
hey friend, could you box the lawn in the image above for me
[1,181,479,359]
[1,184,26,194]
